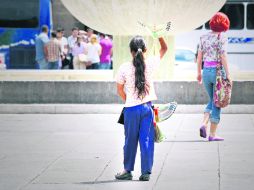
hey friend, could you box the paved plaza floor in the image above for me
[0,113,253,190]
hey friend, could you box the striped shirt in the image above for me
[46,39,61,62]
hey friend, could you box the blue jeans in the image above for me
[37,58,48,70]
[123,102,154,175]
[86,63,99,69]
[202,67,221,124]
[48,61,59,70]
[99,62,111,69]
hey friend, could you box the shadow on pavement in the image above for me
[163,140,207,143]
[76,179,140,185]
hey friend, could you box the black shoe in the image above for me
[139,174,150,181]
[115,172,133,180]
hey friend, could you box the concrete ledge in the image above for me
[0,104,254,114]
[0,81,254,104]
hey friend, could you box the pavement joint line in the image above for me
[152,114,186,190]
[76,179,141,185]
[94,152,119,183]
[19,139,89,189]
[19,153,65,190]
[217,143,221,190]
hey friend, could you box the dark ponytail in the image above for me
[129,36,149,99]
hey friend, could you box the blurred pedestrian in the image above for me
[35,25,49,69]
[87,28,94,42]
[197,12,231,141]
[86,34,101,69]
[72,36,87,70]
[56,28,68,69]
[68,27,79,69]
[99,33,113,69]
[45,31,61,70]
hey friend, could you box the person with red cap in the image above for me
[196,12,231,141]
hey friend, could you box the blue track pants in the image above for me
[123,102,154,174]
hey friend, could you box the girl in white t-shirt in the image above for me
[115,36,167,181]
[86,34,101,69]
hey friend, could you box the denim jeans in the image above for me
[202,67,221,124]
[37,58,48,70]
[123,102,154,174]
[48,61,59,70]
[86,63,99,69]
[99,62,111,69]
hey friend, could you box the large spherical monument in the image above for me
[61,0,226,35]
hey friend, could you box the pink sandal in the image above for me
[208,136,224,141]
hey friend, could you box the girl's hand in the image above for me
[197,73,202,84]
[146,26,163,39]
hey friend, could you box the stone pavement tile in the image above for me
[23,181,156,190]
[0,177,30,190]
[23,183,92,190]
[154,175,218,190]
[154,144,219,190]
[219,114,254,132]
[218,114,254,190]
[32,159,113,184]
[0,114,254,190]
[152,114,221,190]
[221,175,254,190]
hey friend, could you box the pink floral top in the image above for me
[199,32,228,62]
[116,56,160,107]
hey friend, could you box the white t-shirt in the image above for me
[86,43,101,63]
[67,35,77,54]
[116,56,160,107]
[59,37,68,54]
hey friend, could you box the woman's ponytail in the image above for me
[130,36,149,99]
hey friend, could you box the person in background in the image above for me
[99,33,113,70]
[79,30,89,43]
[56,28,68,69]
[87,28,94,42]
[72,36,87,70]
[67,27,79,69]
[45,31,62,70]
[86,34,101,69]
[197,12,231,141]
[35,25,49,69]
[109,35,114,69]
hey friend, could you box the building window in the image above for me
[205,3,244,30]
[247,4,254,29]
[0,0,39,28]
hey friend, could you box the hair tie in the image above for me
[135,48,143,56]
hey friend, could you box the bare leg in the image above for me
[208,122,224,141]
[210,122,218,137]
[202,112,210,128]
[200,112,210,138]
